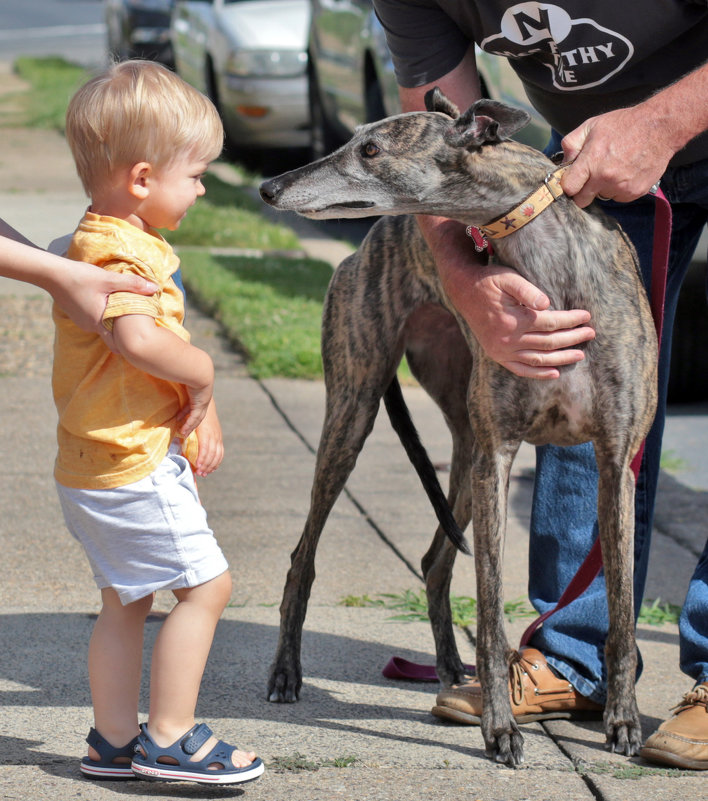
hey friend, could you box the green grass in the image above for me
[268,753,357,772]
[341,590,682,627]
[8,56,88,130]
[638,597,682,625]
[339,590,535,627]
[659,448,687,474]
[180,250,331,379]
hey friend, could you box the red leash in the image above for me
[383,187,672,681]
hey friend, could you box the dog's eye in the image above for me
[361,142,380,158]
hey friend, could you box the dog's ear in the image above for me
[424,87,460,118]
[446,99,531,147]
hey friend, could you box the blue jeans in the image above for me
[529,140,708,701]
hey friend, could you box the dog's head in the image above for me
[259,89,536,221]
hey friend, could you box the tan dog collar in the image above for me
[466,166,569,251]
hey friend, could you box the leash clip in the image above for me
[544,168,566,200]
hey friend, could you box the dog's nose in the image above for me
[259,179,279,205]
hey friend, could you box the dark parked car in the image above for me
[307,0,708,402]
[105,0,175,66]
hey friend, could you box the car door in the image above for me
[172,0,216,93]
[310,0,370,133]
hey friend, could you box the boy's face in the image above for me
[140,153,210,231]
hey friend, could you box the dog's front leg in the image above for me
[471,440,523,766]
[595,447,642,755]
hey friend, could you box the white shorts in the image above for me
[56,444,229,605]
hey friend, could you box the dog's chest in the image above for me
[523,373,596,445]
[480,365,596,447]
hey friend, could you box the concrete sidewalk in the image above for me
[1,64,707,801]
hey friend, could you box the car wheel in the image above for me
[364,77,385,123]
[205,58,236,155]
[308,58,340,160]
[106,22,128,62]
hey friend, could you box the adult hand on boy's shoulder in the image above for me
[193,400,224,477]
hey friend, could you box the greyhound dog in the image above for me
[259,89,658,766]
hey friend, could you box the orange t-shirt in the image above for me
[52,211,198,489]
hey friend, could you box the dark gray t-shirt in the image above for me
[374,0,708,163]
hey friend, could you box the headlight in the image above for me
[131,28,171,44]
[226,50,307,78]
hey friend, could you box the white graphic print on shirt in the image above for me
[480,2,633,91]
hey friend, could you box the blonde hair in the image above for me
[66,60,224,196]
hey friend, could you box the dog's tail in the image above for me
[383,377,471,555]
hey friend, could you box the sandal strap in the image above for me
[180,723,213,755]
[85,727,138,760]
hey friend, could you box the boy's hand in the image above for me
[179,381,214,440]
[193,400,224,476]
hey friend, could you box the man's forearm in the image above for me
[642,61,708,156]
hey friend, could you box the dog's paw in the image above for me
[604,703,642,756]
[267,666,302,703]
[485,730,525,768]
[483,716,524,768]
[606,724,643,757]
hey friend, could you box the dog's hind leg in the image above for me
[594,443,642,756]
[404,304,476,685]
[422,439,474,686]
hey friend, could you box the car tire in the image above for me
[308,58,340,160]
[205,57,237,156]
[364,77,385,123]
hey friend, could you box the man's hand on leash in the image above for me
[560,105,674,208]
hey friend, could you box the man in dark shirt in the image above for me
[374,0,708,769]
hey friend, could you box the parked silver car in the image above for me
[171,0,310,151]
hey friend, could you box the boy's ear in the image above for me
[128,162,153,199]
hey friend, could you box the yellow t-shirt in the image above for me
[53,211,199,489]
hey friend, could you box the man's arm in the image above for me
[0,218,158,336]
[562,61,708,207]
[111,314,214,437]
[400,47,595,379]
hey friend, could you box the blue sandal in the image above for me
[131,723,264,784]
[80,728,139,780]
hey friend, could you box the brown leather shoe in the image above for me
[431,647,604,724]
[641,683,708,770]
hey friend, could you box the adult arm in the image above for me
[562,61,708,207]
[111,314,215,438]
[0,219,158,336]
[400,47,594,379]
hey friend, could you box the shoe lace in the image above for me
[672,683,708,714]
[507,649,574,701]
[508,651,527,705]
